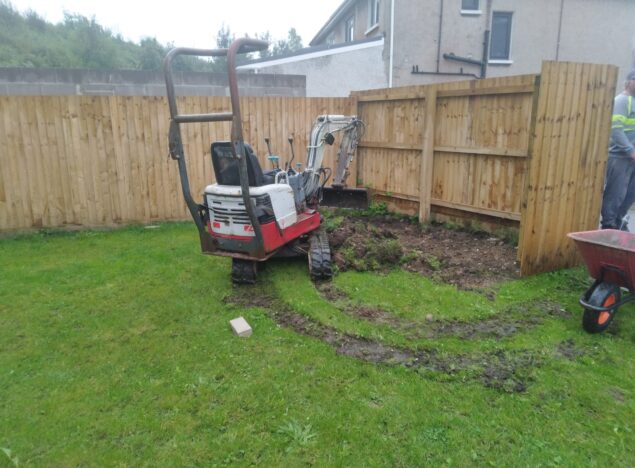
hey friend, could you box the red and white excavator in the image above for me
[163,38,366,284]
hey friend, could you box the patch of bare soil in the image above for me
[555,339,587,360]
[328,215,519,291]
[224,289,551,393]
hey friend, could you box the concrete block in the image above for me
[229,316,252,337]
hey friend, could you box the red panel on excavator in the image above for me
[209,211,321,254]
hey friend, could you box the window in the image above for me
[345,16,355,42]
[461,0,480,11]
[490,12,513,61]
[369,0,380,27]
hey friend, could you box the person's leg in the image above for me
[601,157,632,229]
[616,161,635,229]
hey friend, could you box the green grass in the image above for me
[1,223,634,465]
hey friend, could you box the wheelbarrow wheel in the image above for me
[582,282,621,333]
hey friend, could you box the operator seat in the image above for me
[211,142,274,186]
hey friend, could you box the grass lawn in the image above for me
[1,222,634,466]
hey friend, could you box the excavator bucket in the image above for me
[321,186,369,209]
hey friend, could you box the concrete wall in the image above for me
[0,68,306,97]
[240,41,387,97]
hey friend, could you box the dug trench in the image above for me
[225,214,586,393]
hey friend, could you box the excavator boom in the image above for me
[304,115,369,209]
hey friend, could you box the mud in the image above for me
[317,284,565,341]
[222,215,574,393]
[327,214,519,291]
[224,289,560,393]
[556,339,587,360]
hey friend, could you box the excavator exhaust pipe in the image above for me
[321,185,369,209]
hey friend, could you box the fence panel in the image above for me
[0,95,355,230]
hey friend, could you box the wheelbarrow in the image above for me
[567,229,635,333]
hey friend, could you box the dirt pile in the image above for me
[327,214,520,291]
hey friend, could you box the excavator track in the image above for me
[231,258,258,285]
[308,228,333,281]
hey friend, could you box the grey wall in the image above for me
[392,0,635,87]
[316,0,635,88]
[240,42,386,97]
[0,68,306,97]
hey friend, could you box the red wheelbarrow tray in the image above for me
[567,229,635,291]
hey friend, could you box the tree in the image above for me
[255,31,273,59]
[0,6,304,72]
[216,24,234,49]
[272,28,303,57]
[138,37,166,70]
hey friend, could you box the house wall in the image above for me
[317,0,635,88]
[393,0,635,86]
[325,0,382,44]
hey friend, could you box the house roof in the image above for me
[309,0,356,46]
[237,35,384,70]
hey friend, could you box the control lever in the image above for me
[264,137,280,169]
[287,137,296,172]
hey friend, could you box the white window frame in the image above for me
[461,0,482,15]
[345,16,355,42]
[489,11,514,64]
[368,0,380,30]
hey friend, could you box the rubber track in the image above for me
[231,259,257,285]
[308,229,333,281]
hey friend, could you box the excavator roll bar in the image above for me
[163,38,269,256]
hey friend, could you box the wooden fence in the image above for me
[352,61,617,275]
[0,61,617,275]
[0,95,354,229]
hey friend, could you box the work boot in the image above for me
[619,215,631,232]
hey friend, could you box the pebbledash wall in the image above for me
[0,68,306,97]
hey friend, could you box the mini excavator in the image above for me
[163,38,366,284]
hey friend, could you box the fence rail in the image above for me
[0,61,618,275]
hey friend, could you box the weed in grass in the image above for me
[419,425,449,444]
[276,420,317,452]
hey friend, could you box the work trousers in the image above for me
[601,155,635,229]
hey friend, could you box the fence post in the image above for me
[419,87,436,222]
